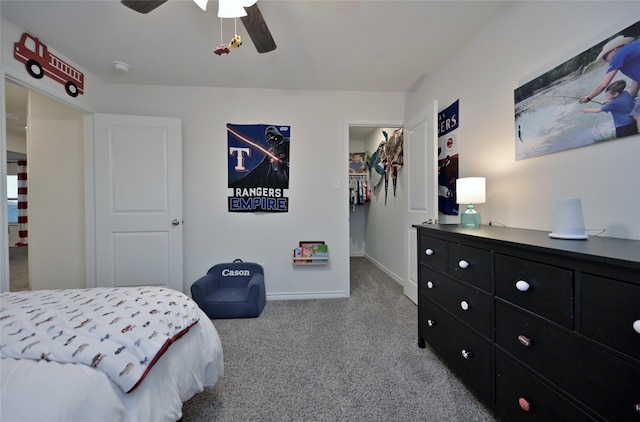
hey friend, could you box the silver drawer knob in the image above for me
[427,319,436,327]
[425,248,434,256]
[516,280,530,292]
[460,300,469,311]
[427,281,434,289]
[518,335,532,347]
[458,260,469,269]
[461,349,472,359]
[633,320,640,335]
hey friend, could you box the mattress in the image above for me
[0,287,224,422]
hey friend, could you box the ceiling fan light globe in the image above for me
[193,0,208,11]
[218,0,247,18]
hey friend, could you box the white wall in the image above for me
[6,133,26,154]
[363,127,406,281]
[27,91,85,289]
[2,16,101,292]
[405,1,640,240]
[1,18,105,114]
[2,88,85,289]
[99,85,405,297]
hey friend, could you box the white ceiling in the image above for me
[2,0,507,148]
[1,0,507,92]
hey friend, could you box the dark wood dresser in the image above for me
[415,224,640,421]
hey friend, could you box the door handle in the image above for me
[172,219,181,226]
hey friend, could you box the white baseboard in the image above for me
[267,291,349,300]
[362,254,404,287]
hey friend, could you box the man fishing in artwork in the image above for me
[581,35,640,132]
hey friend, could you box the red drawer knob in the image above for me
[518,335,532,347]
[518,397,531,412]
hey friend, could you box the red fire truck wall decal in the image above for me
[14,33,84,97]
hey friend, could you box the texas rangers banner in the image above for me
[227,124,290,212]
[437,100,460,216]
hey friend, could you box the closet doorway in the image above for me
[347,122,403,268]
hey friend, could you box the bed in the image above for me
[0,286,224,422]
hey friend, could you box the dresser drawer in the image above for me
[496,302,640,421]
[419,234,448,272]
[496,350,598,422]
[420,265,492,338]
[495,253,573,329]
[448,243,492,292]
[581,273,640,362]
[419,299,493,403]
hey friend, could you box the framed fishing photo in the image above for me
[514,20,640,160]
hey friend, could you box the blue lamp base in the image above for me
[461,204,481,229]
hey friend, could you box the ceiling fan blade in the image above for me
[121,0,168,14]
[240,3,277,53]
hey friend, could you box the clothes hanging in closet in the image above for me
[349,176,370,211]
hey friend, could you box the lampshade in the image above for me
[240,0,257,6]
[218,0,248,17]
[456,177,486,205]
[193,0,208,11]
[456,177,486,229]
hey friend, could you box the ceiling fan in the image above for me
[120,0,277,53]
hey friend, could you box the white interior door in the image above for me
[93,114,183,292]
[404,101,438,304]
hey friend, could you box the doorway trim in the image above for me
[1,68,94,292]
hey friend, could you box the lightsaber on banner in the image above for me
[227,126,282,163]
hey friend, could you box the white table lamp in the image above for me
[457,177,486,229]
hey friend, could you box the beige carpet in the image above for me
[180,257,498,421]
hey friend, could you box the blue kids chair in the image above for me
[191,259,265,319]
